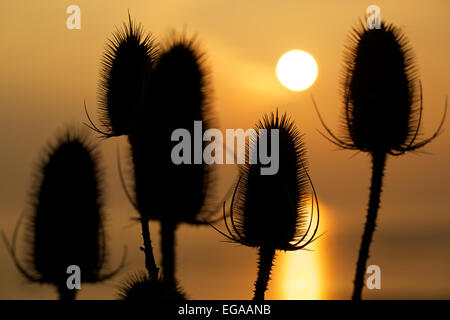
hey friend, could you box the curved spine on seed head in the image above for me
[216,111,319,251]
[211,110,320,300]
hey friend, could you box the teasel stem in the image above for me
[160,219,178,287]
[253,246,276,300]
[140,216,159,280]
[352,152,386,300]
[127,131,160,280]
[57,284,77,301]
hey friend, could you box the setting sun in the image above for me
[276,50,318,91]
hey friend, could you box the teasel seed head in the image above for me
[12,130,120,292]
[344,21,419,154]
[133,33,215,224]
[315,20,446,155]
[96,14,157,137]
[153,33,209,123]
[117,271,186,300]
[217,111,319,251]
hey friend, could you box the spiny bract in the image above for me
[222,111,318,251]
[317,21,445,155]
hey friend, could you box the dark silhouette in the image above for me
[213,111,319,300]
[85,12,230,298]
[87,15,221,293]
[2,131,122,300]
[89,14,161,280]
[314,20,447,300]
[117,271,185,300]
[135,34,216,288]
[93,13,157,138]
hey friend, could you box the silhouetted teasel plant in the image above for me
[85,13,157,138]
[117,271,186,301]
[314,21,447,300]
[2,131,124,300]
[84,14,161,280]
[133,33,217,288]
[212,111,320,300]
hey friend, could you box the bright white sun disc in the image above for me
[276,50,318,91]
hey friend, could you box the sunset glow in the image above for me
[1,0,449,301]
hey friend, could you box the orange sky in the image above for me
[1,0,450,299]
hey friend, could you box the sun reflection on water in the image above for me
[282,243,322,299]
[270,203,328,300]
